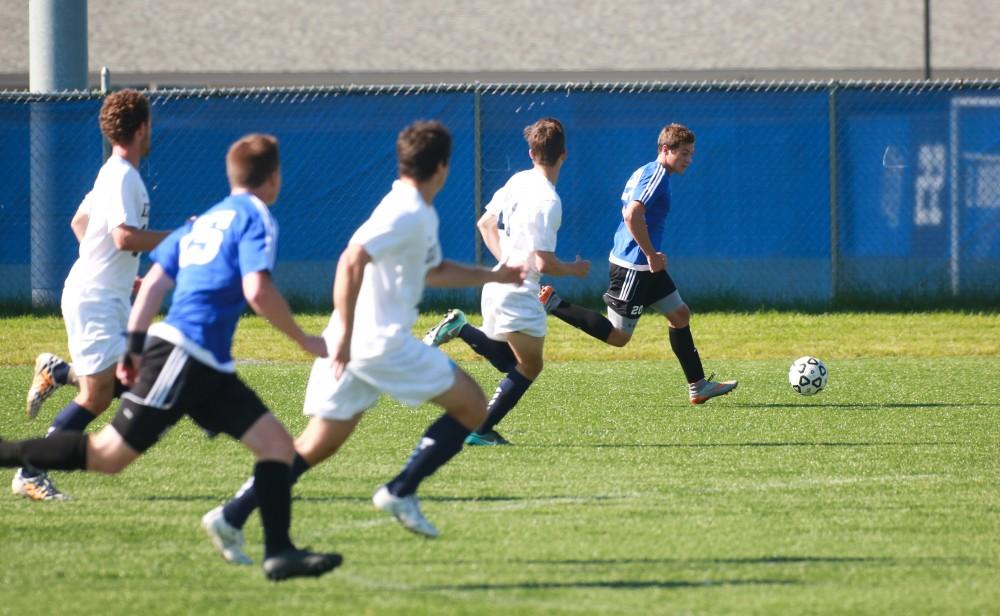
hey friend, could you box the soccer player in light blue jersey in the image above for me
[0,134,341,581]
[539,124,737,404]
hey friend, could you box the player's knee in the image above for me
[75,388,113,414]
[667,304,691,328]
[86,431,136,474]
[607,329,632,347]
[517,359,543,380]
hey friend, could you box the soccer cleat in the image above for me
[262,548,343,581]
[538,285,562,314]
[689,373,738,405]
[201,505,253,565]
[26,353,70,420]
[464,429,511,446]
[11,468,70,501]
[422,309,467,347]
[372,485,439,538]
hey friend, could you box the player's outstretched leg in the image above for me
[538,286,618,344]
[26,353,75,420]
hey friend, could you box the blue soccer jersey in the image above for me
[148,193,278,372]
[608,161,671,271]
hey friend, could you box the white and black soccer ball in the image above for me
[788,356,828,396]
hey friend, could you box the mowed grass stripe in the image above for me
[0,314,998,614]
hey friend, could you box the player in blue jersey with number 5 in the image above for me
[538,124,737,404]
[0,134,341,581]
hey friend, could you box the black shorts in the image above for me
[111,338,268,453]
[602,262,678,320]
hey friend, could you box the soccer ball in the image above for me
[788,356,828,396]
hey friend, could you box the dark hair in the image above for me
[657,123,695,151]
[523,117,565,166]
[99,89,150,145]
[226,134,280,188]
[397,120,451,181]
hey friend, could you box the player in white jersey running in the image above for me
[200,121,526,560]
[424,118,589,446]
[14,90,173,501]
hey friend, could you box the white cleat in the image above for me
[372,485,439,538]
[26,353,69,420]
[201,505,253,565]
[11,468,70,501]
[689,373,738,405]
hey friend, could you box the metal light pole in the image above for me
[28,0,88,307]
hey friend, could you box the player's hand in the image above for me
[573,257,591,278]
[116,353,142,387]
[331,336,351,380]
[495,262,528,286]
[648,252,667,273]
[300,335,328,358]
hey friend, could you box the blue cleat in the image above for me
[464,430,511,446]
[422,309,467,347]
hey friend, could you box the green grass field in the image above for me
[1,311,999,615]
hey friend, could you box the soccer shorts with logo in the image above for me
[480,281,547,340]
[602,263,680,320]
[111,338,269,452]
[303,335,456,421]
[61,289,130,375]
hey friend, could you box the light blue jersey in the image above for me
[608,161,671,271]
[148,193,277,372]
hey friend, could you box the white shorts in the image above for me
[481,282,547,340]
[61,290,129,376]
[303,335,456,421]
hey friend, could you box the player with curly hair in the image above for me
[15,90,174,501]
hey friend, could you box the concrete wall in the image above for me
[0,1,997,86]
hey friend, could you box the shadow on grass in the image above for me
[731,402,998,409]
[536,441,960,448]
[417,577,799,592]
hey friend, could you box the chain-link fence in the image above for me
[2,80,998,310]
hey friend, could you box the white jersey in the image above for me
[484,168,562,292]
[63,155,150,300]
[324,180,442,359]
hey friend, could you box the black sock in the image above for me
[52,362,71,384]
[386,414,469,497]
[669,325,705,383]
[253,461,295,557]
[0,432,88,471]
[551,302,615,342]
[223,454,311,529]
[479,370,533,434]
[19,401,98,478]
[458,325,517,372]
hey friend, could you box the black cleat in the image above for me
[262,548,343,581]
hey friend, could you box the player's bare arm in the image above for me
[623,200,667,272]
[425,260,526,288]
[117,263,175,386]
[331,243,370,379]
[476,211,503,261]
[242,271,326,359]
[70,209,89,242]
[111,224,171,253]
[535,250,589,278]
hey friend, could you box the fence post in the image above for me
[828,81,840,303]
[101,66,111,161]
[473,85,483,266]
